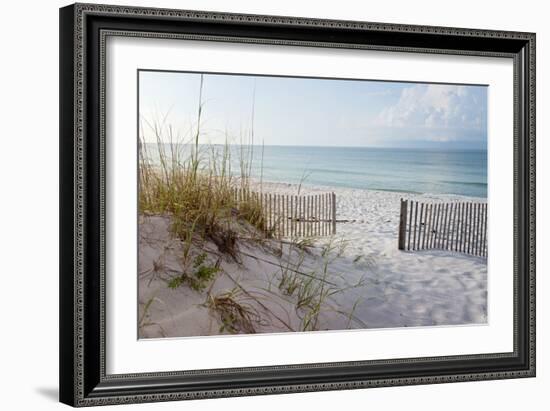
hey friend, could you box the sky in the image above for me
[138,70,488,150]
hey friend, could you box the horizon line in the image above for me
[141,142,487,151]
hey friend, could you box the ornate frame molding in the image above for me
[60,3,535,407]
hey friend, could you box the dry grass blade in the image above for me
[206,288,261,334]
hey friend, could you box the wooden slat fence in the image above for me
[232,188,336,238]
[398,199,487,257]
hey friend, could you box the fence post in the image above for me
[331,192,336,235]
[398,199,407,250]
[418,203,424,249]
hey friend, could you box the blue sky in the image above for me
[139,71,487,150]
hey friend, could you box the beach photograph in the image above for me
[137,70,488,338]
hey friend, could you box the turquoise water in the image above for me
[144,144,487,198]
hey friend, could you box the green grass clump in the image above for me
[167,253,220,292]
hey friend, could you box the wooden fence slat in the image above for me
[457,203,461,250]
[447,203,455,250]
[435,204,441,249]
[469,202,474,254]
[302,195,305,237]
[457,203,462,252]
[449,203,454,250]
[477,203,481,256]
[279,193,282,236]
[281,194,285,237]
[455,202,460,252]
[463,202,468,253]
[460,203,465,252]
[467,202,473,254]
[477,203,481,255]
[312,195,315,236]
[473,203,478,255]
[272,193,276,236]
[453,203,460,252]
[467,202,472,253]
[312,194,315,236]
[445,203,452,250]
[288,194,291,237]
[310,195,313,236]
[481,204,486,256]
[295,196,301,237]
[322,193,325,236]
[269,193,272,232]
[285,194,288,237]
[274,194,278,236]
[429,204,437,248]
[441,203,449,250]
[462,202,470,253]
[471,202,476,255]
[298,195,302,237]
[480,203,484,256]
[398,199,407,250]
[331,192,336,235]
[275,194,281,238]
[453,202,458,251]
[305,195,309,236]
[323,194,328,235]
[412,201,418,250]
[279,194,283,236]
[408,202,413,250]
[309,195,312,236]
[480,203,485,256]
[316,194,320,236]
[479,203,483,256]
[426,204,431,249]
[318,194,322,236]
[266,193,270,233]
[440,203,446,249]
[304,196,308,236]
[292,194,295,237]
[418,203,424,249]
[438,203,444,249]
[298,194,301,237]
[324,193,328,236]
[444,203,451,250]
[273,194,277,236]
[423,203,429,249]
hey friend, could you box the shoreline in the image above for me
[250,178,488,202]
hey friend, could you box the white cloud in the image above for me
[376,84,486,142]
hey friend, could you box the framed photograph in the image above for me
[59,3,536,407]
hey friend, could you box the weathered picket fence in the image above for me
[398,199,487,257]
[232,188,336,238]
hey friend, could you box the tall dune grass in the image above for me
[138,75,266,252]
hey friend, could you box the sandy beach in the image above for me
[138,180,487,338]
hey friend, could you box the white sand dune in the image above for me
[138,182,487,338]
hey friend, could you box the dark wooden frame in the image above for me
[60,3,536,407]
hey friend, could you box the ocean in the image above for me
[143,144,487,198]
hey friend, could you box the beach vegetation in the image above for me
[167,253,221,292]
[205,287,261,334]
